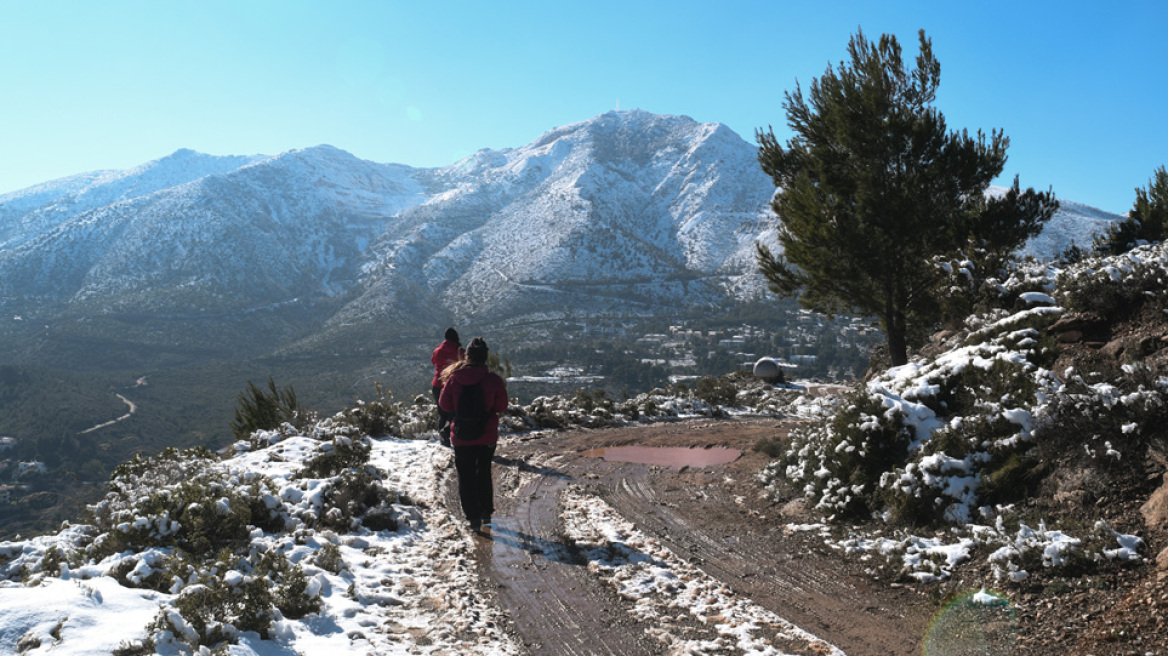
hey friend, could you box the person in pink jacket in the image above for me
[438,337,508,531]
[430,327,464,447]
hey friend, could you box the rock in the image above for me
[1141,480,1168,528]
[1047,312,1107,335]
[1100,340,1127,358]
[1137,335,1163,356]
[1158,546,1168,572]
[1058,330,1084,343]
[780,497,812,519]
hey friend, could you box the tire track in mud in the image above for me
[449,419,931,655]
[448,453,660,655]
[596,456,925,656]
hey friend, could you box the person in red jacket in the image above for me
[430,327,464,447]
[438,337,508,532]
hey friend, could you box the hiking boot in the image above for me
[481,514,492,526]
[469,519,481,531]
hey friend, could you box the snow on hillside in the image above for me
[0,436,519,655]
[0,111,1129,346]
[347,110,777,325]
[0,150,265,250]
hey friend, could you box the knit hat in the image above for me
[444,327,459,343]
[466,337,489,364]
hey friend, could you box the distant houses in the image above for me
[16,461,46,478]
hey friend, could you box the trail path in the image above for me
[446,418,932,655]
[79,393,137,434]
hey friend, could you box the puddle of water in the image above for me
[581,446,742,469]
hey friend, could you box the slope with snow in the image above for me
[0,111,1127,364]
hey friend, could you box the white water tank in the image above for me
[753,357,783,383]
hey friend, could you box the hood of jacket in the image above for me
[450,364,490,385]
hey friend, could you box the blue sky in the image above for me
[1,0,1165,213]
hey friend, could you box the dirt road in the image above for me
[447,418,932,655]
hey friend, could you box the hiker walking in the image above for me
[430,327,464,447]
[438,337,508,532]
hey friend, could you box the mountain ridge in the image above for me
[0,110,1126,368]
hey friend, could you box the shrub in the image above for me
[231,378,304,440]
[1056,244,1168,317]
[1093,165,1168,255]
[313,542,345,574]
[1034,363,1168,477]
[149,549,320,650]
[332,383,402,438]
[298,435,372,479]
[694,375,739,408]
[779,392,913,518]
[88,447,283,559]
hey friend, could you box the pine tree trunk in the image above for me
[883,302,909,367]
[887,323,908,367]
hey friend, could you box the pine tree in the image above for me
[756,29,1057,367]
[1094,165,1168,254]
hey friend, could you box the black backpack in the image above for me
[453,380,488,442]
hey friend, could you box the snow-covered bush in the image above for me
[89,447,285,559]
[297,434,373,479]
[769,241,1168,532]
[1056,242,1168,316]
[327,383,429,438]
[774,392,912,518]
[148,548,321,651]
[1034,362,1168,477]
[769,309,1065,526]
[932,245,1056,331]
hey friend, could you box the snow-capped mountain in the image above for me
[0,146,427,315]
[0,149,266,250]
[0,110,1126,364]
[340,110,778,328]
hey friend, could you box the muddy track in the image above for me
[448,418,932,655]
[596,461,924,655]
[447,452,662,655]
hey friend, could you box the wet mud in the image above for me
[448,418,933,655]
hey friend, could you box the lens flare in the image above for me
[922,588,1017,655]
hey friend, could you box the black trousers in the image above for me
[432,385,452,445]
[453,443,496,523]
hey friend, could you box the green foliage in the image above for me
[1035,363,1168,472]
[756,29,1056,366]
[231,377,301,440]
[754,434,786,458]
[89,447,282,559]
[932,245,1049,331]
[979,450,1043,506]
[329,382,403,438]
[1057,245,1168,318]
[487,351,513,379]
[571,388,614,415]
[781,392,913,518]
[149,549,321,650]
[694,375,740,408]
[313,542,345,574]
[1094,165,1168,254]
[294,438,400,531]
